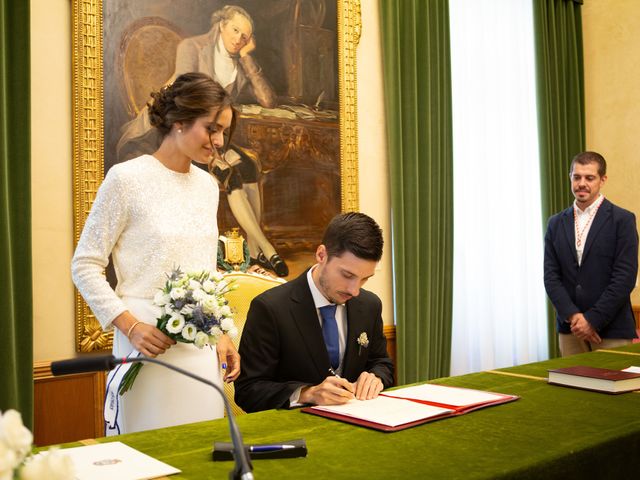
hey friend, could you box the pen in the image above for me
[329,368,356,397]
[249,444,296,452]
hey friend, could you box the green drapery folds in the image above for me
[0,0,32,427]
[379,0,453,383]
[533,0,585,358]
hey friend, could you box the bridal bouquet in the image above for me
[118,268,238,395]
[0,409,74,480]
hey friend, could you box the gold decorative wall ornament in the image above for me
[72,0,361,352]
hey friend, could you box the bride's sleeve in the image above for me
[71,167,129,330]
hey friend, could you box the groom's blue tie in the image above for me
[319,304,340,369]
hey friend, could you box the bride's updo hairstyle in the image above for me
[148,72,236,147]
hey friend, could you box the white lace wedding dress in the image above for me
[72,154,224,434]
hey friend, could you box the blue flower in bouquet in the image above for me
[118,267,238,395]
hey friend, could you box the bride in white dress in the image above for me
[72,72,240,435]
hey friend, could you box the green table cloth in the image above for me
[63,344,640,479]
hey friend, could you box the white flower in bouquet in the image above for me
[181,323,197,341]
[202,297,221,317]
[202,279,217,293]
[210,325,223,339]
[0,410,32,460]
[194,330,210,348]
[211,271,224,282]
[220,316,234,332]
[118,267,238,395]
[20,448,75,480]
[0,442,19,479]
[220,305,232,318]
[153,290,170,306]
[191,287,207,303]
[170,286,186,300]
[0,410,74,480]
[227,325,239,339]
[166,313,185,334]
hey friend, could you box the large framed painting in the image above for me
[72,0,362,352]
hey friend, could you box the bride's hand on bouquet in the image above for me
[216,334,241,382]
[114,311,175,357]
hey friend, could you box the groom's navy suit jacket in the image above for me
[544,198,638,338]
[235,270,394,413]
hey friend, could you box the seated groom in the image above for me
[235,212,394,412]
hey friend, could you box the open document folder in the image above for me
[302,383,519,432]
[59,441,180,480]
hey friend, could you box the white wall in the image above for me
[583,0,640,304]
[356,1,393,326]
[31,0,75,361]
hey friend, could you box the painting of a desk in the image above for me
[218,110,340,256]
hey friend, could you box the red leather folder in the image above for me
[302,384,519,432]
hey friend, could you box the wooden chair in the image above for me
[222,272,285,416]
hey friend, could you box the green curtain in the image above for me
[533,0,585,358]
[0,1,32,427]
[379,0,453,383]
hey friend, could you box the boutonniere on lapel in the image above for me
[357,332,369,355]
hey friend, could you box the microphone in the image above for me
[51,354,253,480]
[51,355,117,375]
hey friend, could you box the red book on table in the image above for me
[548,366,640,394]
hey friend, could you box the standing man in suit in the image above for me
[235,212,394,412]
[544,151,638,356]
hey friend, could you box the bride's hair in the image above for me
[148,72,236,148]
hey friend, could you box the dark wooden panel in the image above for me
[33,362,105,446]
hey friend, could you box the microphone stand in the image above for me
[115,356,253,480]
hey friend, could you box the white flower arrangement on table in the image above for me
[119,267,238,395]
[0,409,75,480]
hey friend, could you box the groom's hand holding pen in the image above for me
[332,367,384,401]
[298,368,354,406]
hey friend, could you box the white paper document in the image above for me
[383,383,506,407]
[622,366,640,373]
[61,441,180,480]
[311,395,453,427]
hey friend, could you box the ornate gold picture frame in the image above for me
[72,0,361,352]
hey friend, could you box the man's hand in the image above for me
[299,376,354,406]
[239,36,256,57]
[216,334,241,382]
[113,311,175,357]
[353,372,384,400]
[569,313,602,344]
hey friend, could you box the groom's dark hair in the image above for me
[322,212,383,261]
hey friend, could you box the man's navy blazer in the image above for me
[544,198,638,338]
[235,270,394,413]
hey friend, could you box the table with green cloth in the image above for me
[66,344,640,479]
